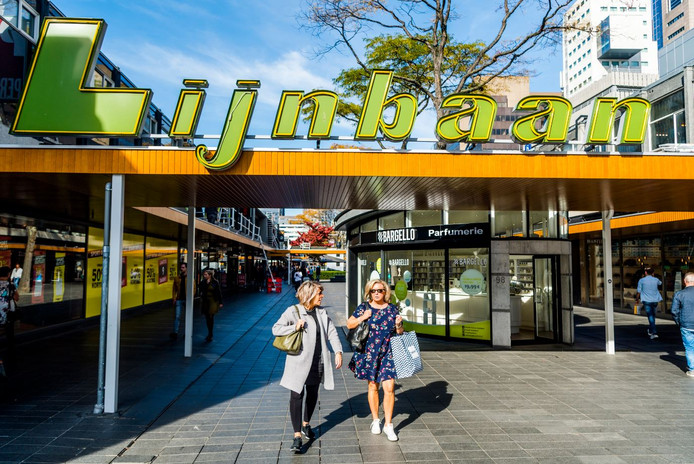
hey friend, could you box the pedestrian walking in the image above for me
[0,266,19,377]
[636,267,663,339]
[347,279,404,442]
[199,269,222,342]
[10,264,22,288]
[170,262,194,340]
[671,272,694,377]
[293,266,303,291]
[272,281,343,453]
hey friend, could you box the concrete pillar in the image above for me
[490,241,511,348]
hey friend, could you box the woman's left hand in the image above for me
[395,315,404,333]
[335,352,343,369]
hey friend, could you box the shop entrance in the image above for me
[511,255,560,343]
[533,256,559,341]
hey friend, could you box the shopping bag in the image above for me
[390,331,423,379]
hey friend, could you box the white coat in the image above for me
[272,304,343,393]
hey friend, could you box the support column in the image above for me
[185,207,195,358]
[602,209,615,355]
[105,175,124,413]
[490,240,511,348]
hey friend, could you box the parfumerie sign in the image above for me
[12,18,652,171]
[362,223,489,246]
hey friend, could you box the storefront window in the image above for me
[586,239,604,305]
[357,251,382,302]
[385,250,414,321]
[0,216,87,333]
[361,219,377,233]
[407,210,441,227]
[663,234,693,308]
[446,210,488,225]
[529,210,559,238]
[379,212,404,230]
[449,248,490,340]
[621,237,661,308]
[492,211,524,237]
[409,249,446,335]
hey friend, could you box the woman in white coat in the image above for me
[272,280,343,453]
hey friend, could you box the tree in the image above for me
[302,0,579,147]
[290,221,336,247]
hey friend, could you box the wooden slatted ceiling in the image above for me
[2,147,694,211]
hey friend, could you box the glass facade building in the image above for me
[339,209,574,348]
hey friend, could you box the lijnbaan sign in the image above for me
[11,18,651,171]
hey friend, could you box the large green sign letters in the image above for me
[12,18,654,171]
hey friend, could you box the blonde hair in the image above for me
[363,279,391,302]
[296,280,324,307]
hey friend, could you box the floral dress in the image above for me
[348,302,399,382]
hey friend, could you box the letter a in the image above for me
[12,19,151,136]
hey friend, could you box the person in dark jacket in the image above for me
[671,272,694,377]
[199,269,223,342]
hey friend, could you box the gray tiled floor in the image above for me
[1,283,693,463]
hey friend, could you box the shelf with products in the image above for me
[412,259,446,292]
[509,257,534,295]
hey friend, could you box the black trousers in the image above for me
[289,384,319,434]
[204,313,214,337]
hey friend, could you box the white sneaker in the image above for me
[383,423,398,441]
[370,419,381,434]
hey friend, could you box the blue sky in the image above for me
[55,0,565,143]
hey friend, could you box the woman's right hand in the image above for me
[360,309,372,321]
[295,319,305,331]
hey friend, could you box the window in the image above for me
[670,0,682,9]
[667,27,685,40]
[667,12,684,26]
[20,4,35,37]
[0,0,19,28]
[379,212,404,231]
[407,211,441,227]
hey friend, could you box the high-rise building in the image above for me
[659,0,694,47]
[561,0,659,143]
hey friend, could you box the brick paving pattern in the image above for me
[0,283,692,463]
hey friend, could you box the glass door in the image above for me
[533,257,558,341]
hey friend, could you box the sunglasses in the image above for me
[370,288,385,294]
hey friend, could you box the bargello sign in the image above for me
[12,18,651,171]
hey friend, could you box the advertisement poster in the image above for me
[53,253,65,302]
[158,258,168,284]
[0,250,11,268]
[86,228,145,317]
[31,251,46,304]
[122,257,128,287]
[144,237,177,305]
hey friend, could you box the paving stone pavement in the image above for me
[0,282,693,463]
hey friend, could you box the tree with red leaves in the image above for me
[290,221,335,248]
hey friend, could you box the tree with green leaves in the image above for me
[302,0,577,147]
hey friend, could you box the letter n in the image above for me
[272,91,338,139]
[355,70,417,142]
[586,97,650,144]
[12,18,151,136]
[436,95,497,142]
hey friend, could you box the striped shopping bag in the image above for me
[390,331,423,379]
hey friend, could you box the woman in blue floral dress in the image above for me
[347,279,404,441]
